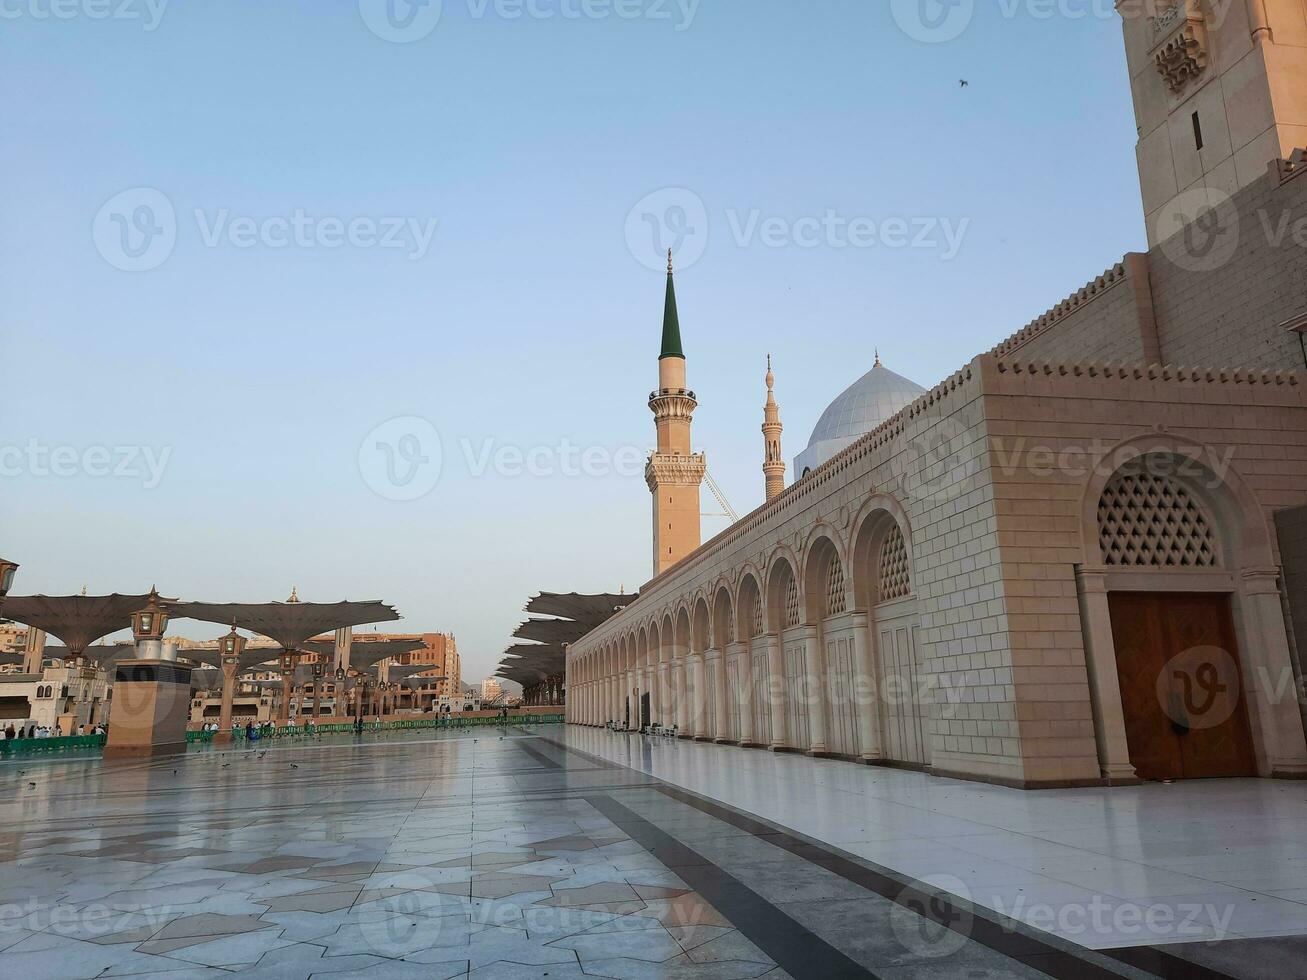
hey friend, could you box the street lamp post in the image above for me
[130,588,169,659]
[216,625,246,744]
[310,660,323,726]
[277,648,296,724]
[0,558,18,617]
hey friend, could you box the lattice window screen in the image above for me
[825,553,847,616]
[878,526,911,602]
[1098,471,1218,568]
[783,573,800,628]
[750,592,763,638]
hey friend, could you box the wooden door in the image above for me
[878,618,929,766]
[1109,592,1257,780]
[827,635,859,757]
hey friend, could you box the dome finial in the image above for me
[874,348,881,368]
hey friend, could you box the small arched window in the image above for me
[783,572,801,628]
[878,526,911,602]
[825,553,847,616]
[1098,471,1218,568]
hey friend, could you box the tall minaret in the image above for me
[645,249,707,578]
[762,354,785,501]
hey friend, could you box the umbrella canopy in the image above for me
[525,592,635,621]
[402,674,448,689]
[31,643,137,667]
[4,594,156,655]
[495,591,634,692]
[300,637,427,669]
[513,618,590,646]
[183,647,283,670]
[169,600,400,649]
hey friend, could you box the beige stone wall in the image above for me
[571,360,1048,785]
[1149,165,1307,369]
[984,358,1307,781]
[991,260,1154,367]
[987,165,1306,374]
[569,353,1307,787]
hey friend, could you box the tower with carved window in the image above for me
[646,250,706,578]
[1122,0,1307,245]
[762,355,785,501]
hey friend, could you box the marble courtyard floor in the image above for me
[1,726,1304,979]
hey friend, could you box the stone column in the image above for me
[711,650,729,743]
[216,661,238,745]
[675,657,690,736]
[626,669,635,726]
[657,663,670,727]
[801,626,831,756]
[1240,569,1307,777]
[692,654,709,740]
[648,665,659,724]
[765,633,789,751]
[851,613,882,763]
[278,655,293,723]
[1074,569,1138,783]
[104,660,195,759]
[732,641,756,746]
[311,668,322,724]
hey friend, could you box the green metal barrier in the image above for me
[1,716,565,756]
[206,714,564,741]
[0,734,106,755]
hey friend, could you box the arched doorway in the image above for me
[1096,465,1257,780]
[737,574,770,748]
[854,508,930,768]
[769,557,808,751]
[692,598,712,740]
[805,536,856,757]
[714,586,738,743]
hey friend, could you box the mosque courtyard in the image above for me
[0,728,1303,979]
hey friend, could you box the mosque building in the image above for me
[566,3,1307,788]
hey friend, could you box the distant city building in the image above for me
[482,678,503,702]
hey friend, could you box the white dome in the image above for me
[794,359,926,478]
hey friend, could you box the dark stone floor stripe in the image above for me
[515,741,562,769]
[1102,945,1244,980]
[585,792,877,980]
[652,785,1238,980]
[538,731,1183,980]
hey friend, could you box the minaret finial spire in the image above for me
[667,248,673,274]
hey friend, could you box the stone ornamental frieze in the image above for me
[644,452,708,491]
[1151,0,1207,95]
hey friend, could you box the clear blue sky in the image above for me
[1,0,1144,686]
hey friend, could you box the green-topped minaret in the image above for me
[645,248,706,577]
[660,248,684,359]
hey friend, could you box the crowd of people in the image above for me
[2,722,106,740]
